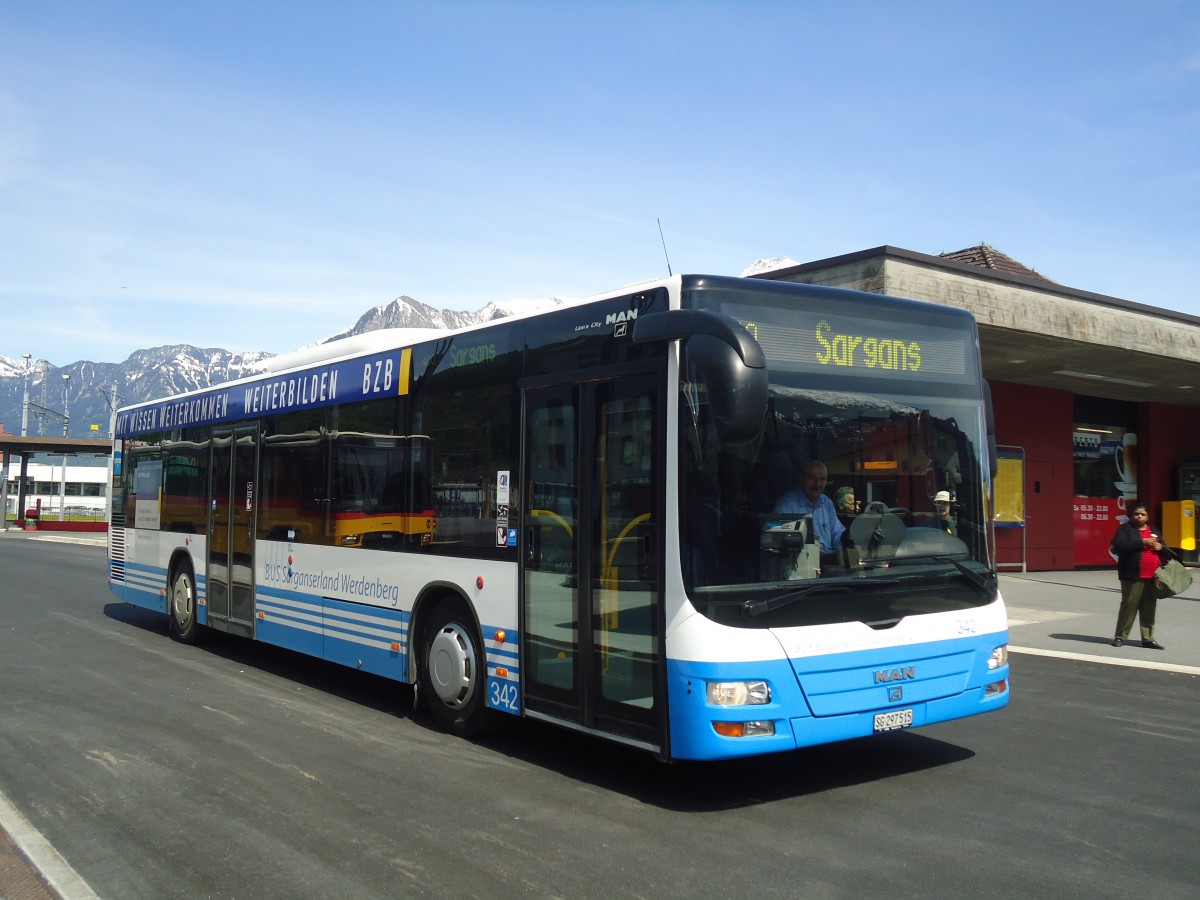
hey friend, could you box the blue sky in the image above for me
[2,1,1198,366]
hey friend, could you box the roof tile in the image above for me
[939,243,1055,282]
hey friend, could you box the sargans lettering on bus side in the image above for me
[415,340,499,375]
[245,370,339,414]
[449,342,496,368]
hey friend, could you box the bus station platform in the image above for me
[0,531,1197,898]
[1001,567,1200,675]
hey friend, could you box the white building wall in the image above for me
[3,460,108,519]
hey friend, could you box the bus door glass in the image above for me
[208,424,258,637]
[522,375,662,746]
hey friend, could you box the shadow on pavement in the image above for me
[103,602,977,812]
[478,720,976,811]
[1049,632,1118,646]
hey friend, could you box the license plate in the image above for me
[873,708,913,732]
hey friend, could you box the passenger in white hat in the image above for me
[923,490,956,534]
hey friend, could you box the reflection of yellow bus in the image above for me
[253,431,436,548]
[330,433,435,548]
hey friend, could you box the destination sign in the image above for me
[115,350,405,438]
[725,304,972,381]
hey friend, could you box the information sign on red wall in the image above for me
[1073,499,1123,566]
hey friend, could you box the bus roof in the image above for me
[114,274,976,437]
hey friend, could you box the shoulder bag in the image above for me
[1154,556,1193,599]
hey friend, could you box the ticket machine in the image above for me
[1162,499,1197,563]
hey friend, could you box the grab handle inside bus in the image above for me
[525,525,540,569]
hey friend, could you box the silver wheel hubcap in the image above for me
[428,623,477,708]
[173,576,193,624]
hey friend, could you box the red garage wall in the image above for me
[990,386,1200,571]
[990,381,1075,571]
[1141,402,1200,512]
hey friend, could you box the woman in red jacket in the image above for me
[1109,501,1165,649]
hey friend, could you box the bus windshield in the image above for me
[680,281,996,627]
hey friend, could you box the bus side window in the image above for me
[414,342,517,556]
[259,411,327,544]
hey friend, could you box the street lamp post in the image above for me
[60,374,71,521]
[20,353,31,437]
[62,373,71,438]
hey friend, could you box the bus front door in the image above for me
[207,425,258,638]
[522,376,664,752]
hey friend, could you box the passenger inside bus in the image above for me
[921,490,956,535]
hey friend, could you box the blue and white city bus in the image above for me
[107,275,1009,761]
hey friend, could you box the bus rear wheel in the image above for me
[419,598,494,737]
[168,566,201,644]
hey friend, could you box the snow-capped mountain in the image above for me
[306,294,575,347]
[741,257,800,277]
[0,347,274,439]
[0,293,571,439]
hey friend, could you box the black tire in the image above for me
[168,565,202,644]
[418,597,495,737]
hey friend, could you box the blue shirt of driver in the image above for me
[773,490,845,555]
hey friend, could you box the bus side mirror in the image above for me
[633,310,768,445]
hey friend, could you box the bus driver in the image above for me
[773,459,846,560]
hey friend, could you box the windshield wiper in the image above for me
[741,584,850,619]
[882,553,996,593]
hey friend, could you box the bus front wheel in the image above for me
[419,598,493,737]
[168,566,201,644]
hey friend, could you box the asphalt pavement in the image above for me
[1,527,1197,898]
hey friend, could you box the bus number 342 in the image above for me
[488,679,521,713]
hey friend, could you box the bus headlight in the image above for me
[706,680,770,706]
[987,645,1008,670]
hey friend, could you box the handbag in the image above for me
[1154,557,1193,599]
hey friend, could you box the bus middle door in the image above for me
[207,424,259,638]
[521,375,664,752]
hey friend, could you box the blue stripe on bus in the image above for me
[110,566,523,707]
[481,626,520,676]
[255,589,410,680]
[666,632,1010,761]
[109,560,209,621]
[485,644,520,671]
[115,561,168,614]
